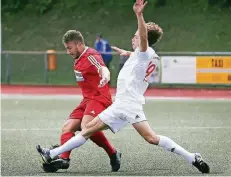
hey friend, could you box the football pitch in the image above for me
[1,96,231,176]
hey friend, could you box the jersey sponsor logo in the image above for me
[74,70,84,81]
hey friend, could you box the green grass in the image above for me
[1,98,231,176]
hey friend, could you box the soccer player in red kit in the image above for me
[37,30,121,172]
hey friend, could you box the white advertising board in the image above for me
[161,56,196,84]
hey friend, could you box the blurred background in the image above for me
[1,1,231,176]
[1,0,231,88]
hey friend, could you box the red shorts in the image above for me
[69,99,110,119]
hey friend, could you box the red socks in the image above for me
[59,132,75,159]
[90,131,116,157]
[59,131,116,159]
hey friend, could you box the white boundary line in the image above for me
[2,126,231,131]
[1,94,231,101]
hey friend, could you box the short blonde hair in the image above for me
[62,30,84,44]
[146,22,163,46]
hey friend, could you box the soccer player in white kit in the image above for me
[37,0,210,173]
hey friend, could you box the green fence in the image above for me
[1,51,231,88]
[1,51,121,86]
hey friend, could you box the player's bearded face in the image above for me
[64,41,81,59]
[132,31,140,50]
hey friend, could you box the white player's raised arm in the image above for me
[133,0,148,52]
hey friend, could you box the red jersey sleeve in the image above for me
[86,54,106,74]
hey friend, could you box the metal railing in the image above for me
[1,50,231,87]
[2,50,231,55]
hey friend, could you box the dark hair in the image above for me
[62,30,84,44]
[96,33,102,38]
[146,22,163,46]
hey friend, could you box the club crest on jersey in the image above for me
[74,70,84,81]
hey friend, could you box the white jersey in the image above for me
[115,47,160,108]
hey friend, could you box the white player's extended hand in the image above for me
[111,46,131,56]
[133,0,148,15]
[98,77,109,87]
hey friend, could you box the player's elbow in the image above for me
[140,30,147,40]
[140,32,147,39]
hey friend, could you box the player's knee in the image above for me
[85,121,93,129]
[61,120,76,133]
[145,135,159,145]
[81,128,92,139]
[80,122,86,130]
[62,122,69,133]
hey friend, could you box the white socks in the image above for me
[49,133,195,163]
[50,134,87,159]
[158,135,195,164]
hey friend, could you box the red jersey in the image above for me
[73,47,112,107]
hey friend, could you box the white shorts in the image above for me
[98,103,147,133]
